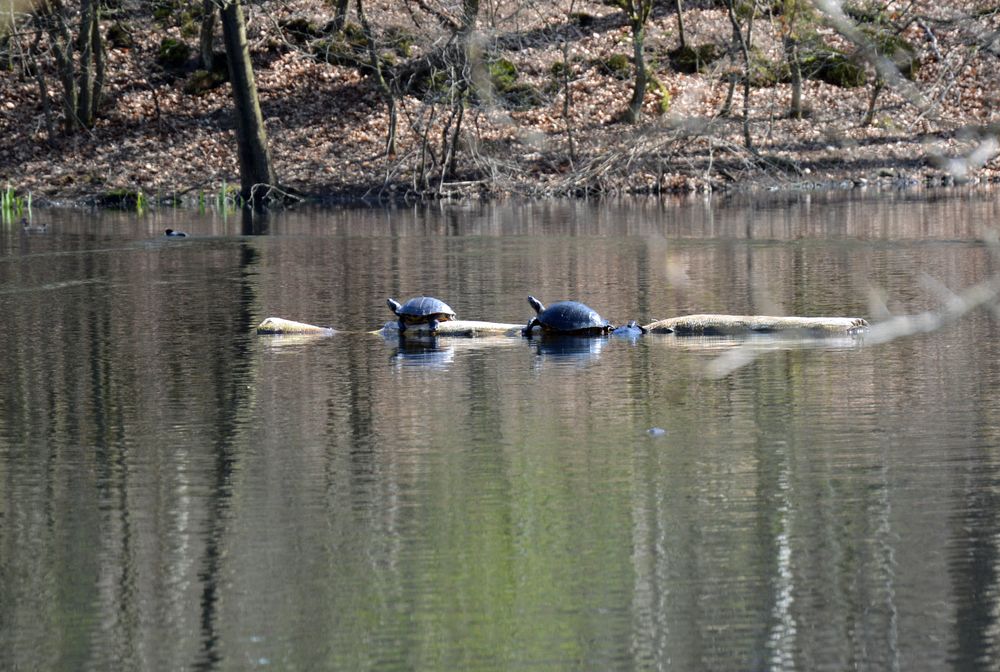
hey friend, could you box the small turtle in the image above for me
[387,296,456,334]
[611,320,647,338]
[523,296,614,336]
[164,228,188,237]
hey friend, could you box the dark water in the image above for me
[2,192,1000,671]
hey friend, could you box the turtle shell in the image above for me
[536,300,611,333]
[391,296,456,323]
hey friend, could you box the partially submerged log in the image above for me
[256,317,335,336]
[644,314,869,336]
[257,314,869,338]
[376,319,524,338]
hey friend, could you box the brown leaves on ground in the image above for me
[1,1,999,204]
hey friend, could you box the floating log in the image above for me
[376,319,524,337]
[258,315,869,338]
[644,314,869,336]
[256,317,335,336]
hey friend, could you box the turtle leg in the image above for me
[398,319,407,334]
[523,318,538,337]
[428,318,439,333]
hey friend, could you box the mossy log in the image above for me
[643,314,869,336]
[256,317,335,335]
[376,320,524,337]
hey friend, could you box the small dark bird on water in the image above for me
[20,217,47,233]
[164,228,187,237]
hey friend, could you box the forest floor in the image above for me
[1,1,1000,207]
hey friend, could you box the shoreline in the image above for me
[12,155,996,212]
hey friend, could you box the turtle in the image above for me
[387,296,456,334]
[523,296,614,336]
[164,228,188,237]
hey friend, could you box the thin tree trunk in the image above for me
[626,20,648,123]
[331,0,350,31]
[446,101,464,178]
[725,0,755,151]
[76,0,94,126]
[623,0,652,124]
[356,0,396,155]
[439,93,463,189]
[416,104,437,191]
[74,0,103,127]
[720,70,736,117]
[90,1,105,123]
[219,0,278,207]
[40,0,78,132]
[862,79,884,127]
[29,33,56,139]
[674,0,687,50]
[561,39,575,165]
[200,0,216,69]
[786,36,803,119]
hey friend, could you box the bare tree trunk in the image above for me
[90,10,108,119]
[861,79,884,127]
[724,0,756,151]
[674,0,687,50]
[356,0,396,156]
[785,36,803,119]
[624,0,653,124]
[439,96,464,188]
[28,30,56,139]
[446,101,464,178]
[331,0,350,32]
[74,0,105,127]
[90,1,104,122]
[76,0,94,126]
[37,0,104,132]
[39,0,78,132]
[720,70,736,117]
[200,0,216,69]
[414,103,437,192]
[626,21,648,122]
[219,0,278,207]
[560,39,576,165]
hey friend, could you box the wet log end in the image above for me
[256,317,336,335]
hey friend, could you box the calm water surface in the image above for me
[3,192,1000,671]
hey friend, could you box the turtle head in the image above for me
[527,296,545,314]
[387,298,402,315]
[629,320,647,333]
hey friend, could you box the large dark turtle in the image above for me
[387,296,456,334]
[523,296,614,336]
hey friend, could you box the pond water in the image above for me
[2,191,1000,671]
